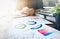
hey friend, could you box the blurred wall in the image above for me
[0,0,17,39]
[43,0,58,7]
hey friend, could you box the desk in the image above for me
[13,16,53,24]
[5,16,60,39]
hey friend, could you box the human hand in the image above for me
[19,7,35,16]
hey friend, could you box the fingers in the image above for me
[19,8,35,16]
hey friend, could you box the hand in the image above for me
[19,7,35,16]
